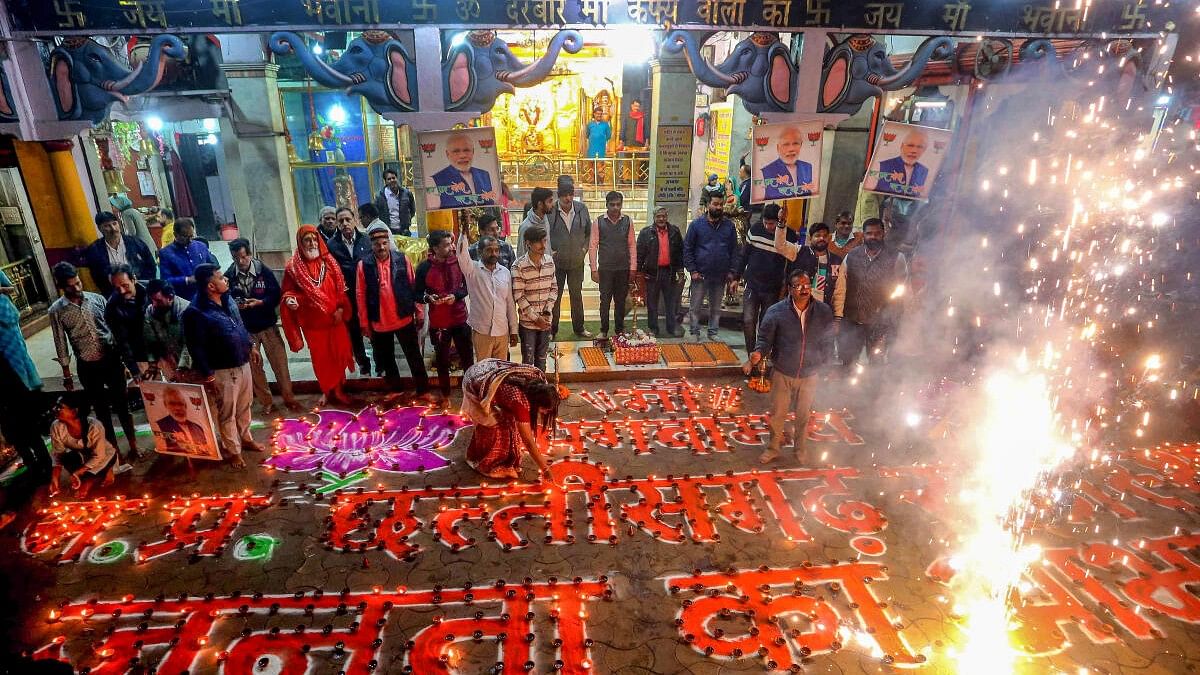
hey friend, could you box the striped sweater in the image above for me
[511,253,558,329]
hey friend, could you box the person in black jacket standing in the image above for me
[103,264,149,378]
[743,269,834,465]
[225,239,302,414]
[374,168,416,235]
[635,207,684,337]
[734,204,798,352]
[84,212,156,296]
[326,206,374,376]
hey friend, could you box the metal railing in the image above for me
[0,257,49,319]
[500,153,651,190]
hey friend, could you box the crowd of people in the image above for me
[0,173,910,498]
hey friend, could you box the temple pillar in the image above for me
[219,36,299,268]
[646,53,697,232]
[14,139,94,258]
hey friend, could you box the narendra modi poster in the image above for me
[862,121,952,201]
[750,120,824,203]
[417,127,502,212]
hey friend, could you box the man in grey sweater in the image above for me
[547,175,593,338]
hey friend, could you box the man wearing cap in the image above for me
[356,223,433,400]
[317,206,339,240]
[548,175,593,338]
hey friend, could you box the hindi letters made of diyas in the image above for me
[941,0,971,32]
[697,0,747,26]
[303,0,380,25]
[627,0,679,26]
[1022,4,1086,32]
[863,1,903,29]
[120,0,168,29]
[211,0,244,25]
[506,0,567,24]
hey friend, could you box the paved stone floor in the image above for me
[2,372,1198,674]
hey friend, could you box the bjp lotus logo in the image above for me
[420,142,436,158]
[933,140,947,154]
[478,138,494,153]
[755,135,770,151]
[882,131,896,145]
[806,131,821,147]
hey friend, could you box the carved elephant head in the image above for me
[270,30,417,115]
[663,31,796,115]
[819,34,954,115]
[49,35,186,123]
[442,30,583,113]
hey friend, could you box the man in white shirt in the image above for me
[456,229,518,360]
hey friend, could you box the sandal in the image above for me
[758,450,780,464]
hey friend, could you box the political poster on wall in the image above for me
[417,127,502,212]
[750,120,824,203]
[862,121,953,201]
[140,381,222,460]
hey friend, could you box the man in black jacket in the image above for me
[325,206,373,375]
[635,207,684,337]
[84,212,156,296]
[734,204,799,353]
[225,238,302,414]
[772,221,845,319]
[373,168,416,235]
[548,176,593,338]
[104,263,149,378]
[355,223,432,400]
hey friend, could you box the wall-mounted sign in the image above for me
[652,125,692,204]
[6,0,1175,37]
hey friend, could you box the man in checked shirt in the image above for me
[48,262,143,461]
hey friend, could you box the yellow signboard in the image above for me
[703,103,733,183]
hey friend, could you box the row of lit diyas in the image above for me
[25,438,1198,567]
[41,577,611,673]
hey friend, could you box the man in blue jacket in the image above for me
[84,212,156,297]
[735,203,799,352]
[225,239,302,415]
[158,218,217,301]
[183,263,264,468]
[683,193,738,341]
[743,269,834,465]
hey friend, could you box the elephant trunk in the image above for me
[662,31,738,88]
[268,32,356,89]
[501,30,584,87]
[873,36,955,89]
[114,35,186,96]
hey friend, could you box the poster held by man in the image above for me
[418,127,502,212]
[750,120,824,204]
[862,121,952,201]
[141,381,222,460]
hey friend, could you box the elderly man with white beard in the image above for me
[281,225,356,406]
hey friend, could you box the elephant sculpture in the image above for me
[49,35,186,123]
[662,31,797,115]
[818,34,954,116]
[442,30,583,113]
[270,30,417,115]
